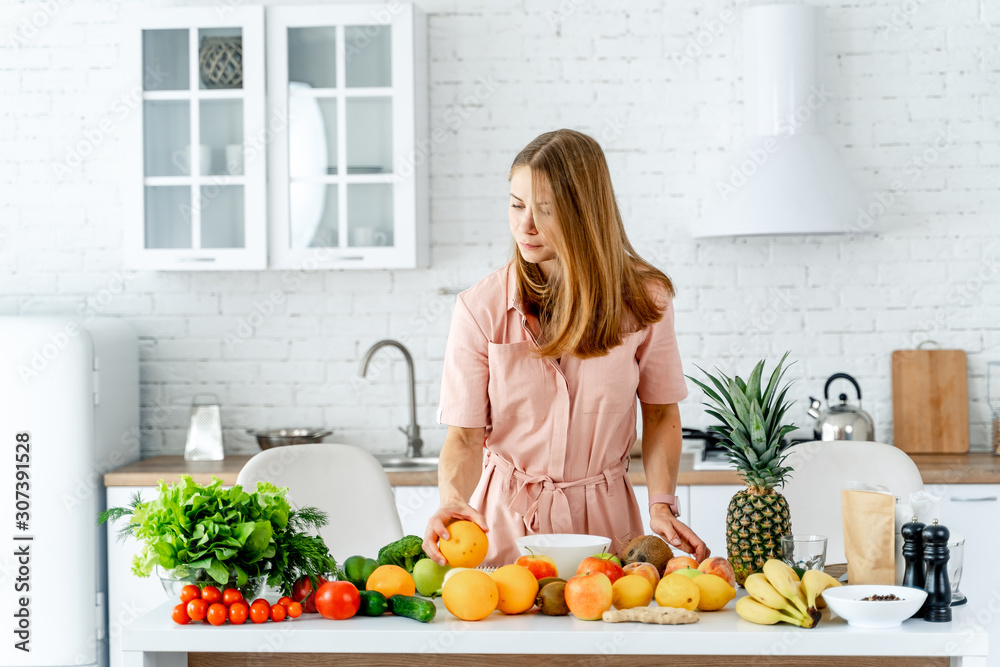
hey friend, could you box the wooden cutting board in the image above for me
[891,348,969,453]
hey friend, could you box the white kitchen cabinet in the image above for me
[123,7,268,270]
[123,4,428,271]
[688,485,743,559]
[267,4,429,269]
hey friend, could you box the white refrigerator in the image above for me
[0,317,139,667]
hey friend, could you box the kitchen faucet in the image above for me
[359,339,424,458]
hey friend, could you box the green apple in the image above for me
[412,558,452,597]
[674,567,701,579]
[592,552,622,567]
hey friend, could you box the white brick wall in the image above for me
[1,0,998,456]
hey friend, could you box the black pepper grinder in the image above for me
[922,520,952,623]
[901,517,926,618]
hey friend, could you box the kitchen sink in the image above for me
[375,455,439,472]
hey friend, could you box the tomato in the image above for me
[179,585,201,604]
[228,602,248,625]
[171,603,190,625]
[270,603,287,622]
[186,599,209,622]
[292,575,329,613]
[201,586,222,605]
[314,581,360,621]
[277,596,293,608]
[206,603,228,626]
[249,599,270,624]
[286,601,303,619]
[222,588,243,607]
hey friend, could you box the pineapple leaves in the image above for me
[688,352,797,490]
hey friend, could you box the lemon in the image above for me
[692,574,736,611]
[654,572,700,611]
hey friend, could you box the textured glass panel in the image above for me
[200,184,244,248]
[145,186,191,249]
[346,98,392,174]
[143,29,188,91]
[289,95,336,177]
[347,184,393,247]
[344,25,391,88]
[200,100,243,175]
[288,27,336,89]
[144,100,190,177]
[290,184,338,248]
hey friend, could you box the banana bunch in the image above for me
[735,560,841,629]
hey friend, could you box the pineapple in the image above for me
[687,352,798,586]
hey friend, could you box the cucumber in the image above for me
[389,595,436,623]
[357,590,389,616]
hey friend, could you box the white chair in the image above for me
[781,440,924,565]
[236,444,403,563]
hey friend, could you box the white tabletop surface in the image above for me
[123,594,988,659]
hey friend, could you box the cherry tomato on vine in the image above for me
[222,588,243,607]
[201,586,222,605]
[179,585,201,604]
[270,603,287,622]
[186,599,209,622]
[207,603,228,626]
[171,603,191,625]
[277,596,293,608]
[286,601,303,618]
[228,602,248,625]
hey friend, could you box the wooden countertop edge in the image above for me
[103,452,1000,488]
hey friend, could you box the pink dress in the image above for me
[437,264,688,565]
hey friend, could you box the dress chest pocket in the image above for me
[576,342,639,414]
[487,341,554,424]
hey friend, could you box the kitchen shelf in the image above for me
[142,89,246,100]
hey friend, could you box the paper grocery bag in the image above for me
[842,489,896,585]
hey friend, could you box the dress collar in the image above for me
[505,262,525,315]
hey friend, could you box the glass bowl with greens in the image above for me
[100,475,336,600]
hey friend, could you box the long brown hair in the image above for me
[510,129,674,359]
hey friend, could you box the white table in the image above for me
[122,596,989,666]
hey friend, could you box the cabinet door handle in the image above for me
[948,496,998,502]
[333,256,365,261]
[176,257,216,263]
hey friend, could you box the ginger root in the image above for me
[602,606,699,625]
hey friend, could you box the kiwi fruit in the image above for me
[536,581,570,616]
[618,535,674,576]
[537,577,565,589]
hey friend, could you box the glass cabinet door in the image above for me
[126,7,266,270]
[269,4,426,269]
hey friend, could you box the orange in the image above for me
[489,564,539,615]
[438,520,489,568]
[442,569,498,621]
[366,564,415,600]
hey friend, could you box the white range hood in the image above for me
[697,4,862,238]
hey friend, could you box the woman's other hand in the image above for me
[649,505,710,563]
[422,500,489,566]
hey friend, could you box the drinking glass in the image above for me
[780,534,828,572]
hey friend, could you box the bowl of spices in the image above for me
[822,585,927,628]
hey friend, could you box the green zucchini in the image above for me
[389,595,436,623]
[357,590,389,616]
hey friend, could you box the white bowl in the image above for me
[515,533,612,579]
[821,585,928,629]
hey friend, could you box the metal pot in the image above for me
[808,373,875,441]
[246,428,331,450]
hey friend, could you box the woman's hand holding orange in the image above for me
[422,499,489,566]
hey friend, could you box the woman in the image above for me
[424,129,708,567]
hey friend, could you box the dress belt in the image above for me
[485,449,631,534]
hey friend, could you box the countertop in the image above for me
[122,595,987,665]
[103,451,1000,487]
